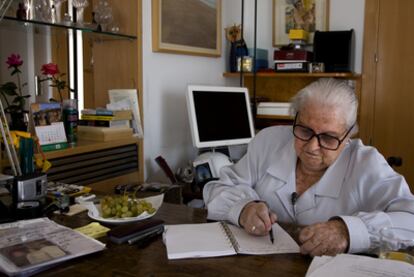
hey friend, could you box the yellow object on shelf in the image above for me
[288,29,309,41]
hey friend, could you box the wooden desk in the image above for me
[41,203,312,277]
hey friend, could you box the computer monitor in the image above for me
[186,85,255,149]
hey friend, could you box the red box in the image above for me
[274,50,313,62]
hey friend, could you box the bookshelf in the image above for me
[223,72,362,128]
[0,1,144,190]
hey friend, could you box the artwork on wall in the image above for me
[152,0,221,57]
[272,0,329,46]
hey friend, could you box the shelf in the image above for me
[223,72,362,79]
[36,137,142,160]
[2,16,137,40]
[256,114,294,120]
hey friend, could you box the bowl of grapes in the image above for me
[85,194,164,224]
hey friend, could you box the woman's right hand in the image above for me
[239,201,277,235]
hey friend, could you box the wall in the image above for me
[142,0,365,181]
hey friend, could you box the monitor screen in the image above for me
[186,85,255,148]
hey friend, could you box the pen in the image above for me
[269,224,274,244]
[269,210,274,244]
[291,192,298,223]
[127,226,164,245]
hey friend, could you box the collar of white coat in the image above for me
[266,137,353,199]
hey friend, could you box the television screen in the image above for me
[186,85,255,148]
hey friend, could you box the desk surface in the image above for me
[41,203,311,277]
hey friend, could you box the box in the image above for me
[248,48,268,60]
[274,62,308,72]
[257,102,291,116]
[274,50,313,62]
[288,29,309,41]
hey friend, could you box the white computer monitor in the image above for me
[186,85,255,149]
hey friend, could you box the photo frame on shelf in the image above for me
[272,0,329,46]
[152,0,221,57]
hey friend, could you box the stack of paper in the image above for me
[306,254,414,277]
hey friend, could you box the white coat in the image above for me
[203,126,414,253]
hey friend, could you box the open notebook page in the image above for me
[164,222,236,260]
[228,223,300,255]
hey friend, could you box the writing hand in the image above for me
[299,219,349,257]
[239,201,277,236]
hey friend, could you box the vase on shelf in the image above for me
[93,0,113,32]
[72,0,88,25]
[53,0,66,23]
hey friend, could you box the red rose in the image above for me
[6,53,23,68]
[41,63,60,76]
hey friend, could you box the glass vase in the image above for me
[72,0,88,24]
[93,0,113,32]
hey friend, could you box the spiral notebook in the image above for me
[164,222,299,260]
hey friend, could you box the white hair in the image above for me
[290,78,358,135]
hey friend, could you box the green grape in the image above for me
[100,194,156,218]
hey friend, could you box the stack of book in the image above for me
[274,29,312,73]
[78,109,134,142]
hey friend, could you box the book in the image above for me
[0,218,105,276]
[77,126,133,142]
[108,89,143,138]
[164,222,299,260]
[81,109,133,120]
[78,119,130,128]
[257,102,292,116]
[80,114,132,121]
[274,62,308,72]
[107,219,164,244]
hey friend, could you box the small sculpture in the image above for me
[225,24,248,72]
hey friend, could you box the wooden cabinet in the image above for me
[361,0,414,190]
[35,138,143,193]
[224,72,362,127]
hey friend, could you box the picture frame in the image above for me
[272,0,329,46]
[152,0,221,57]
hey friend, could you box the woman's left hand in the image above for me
[298,219,349,256]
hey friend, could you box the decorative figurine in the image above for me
[225,24,248,72]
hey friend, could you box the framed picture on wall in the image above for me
[152,0,222,57]
[272,0,329,46]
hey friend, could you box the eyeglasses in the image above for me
[292,113,355,151]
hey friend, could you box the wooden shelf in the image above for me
[256,114,294,120]
[35,137,142,160]
[223,72,362,79]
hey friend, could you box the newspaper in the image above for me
[0,218,105,276]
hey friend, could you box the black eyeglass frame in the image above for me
[292,113,355,151]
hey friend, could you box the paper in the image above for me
[228,223,300,254]
[164,222,299,260]
[108,89,143,138]
[306,254,414,277]
[75,222,110,239]
[0,218,105,276]
[164,222,236,260]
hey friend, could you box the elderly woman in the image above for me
[203,78,414,257]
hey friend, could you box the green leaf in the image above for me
[0,82,18,96]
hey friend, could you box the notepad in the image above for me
[164,222,299,260]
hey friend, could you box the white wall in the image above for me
[142,0,365,181]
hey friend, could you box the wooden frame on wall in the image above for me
[272,0,329,46]
[152,0,221,57]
